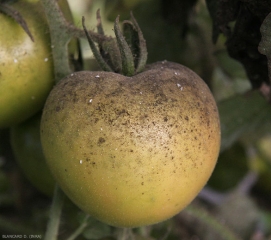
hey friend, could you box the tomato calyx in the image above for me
[0,1,34,41]
[82,10,148,77]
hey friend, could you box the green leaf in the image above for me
[259,12,271,58]
[208,143,248,191]
[259,12,271,86]
[219,91,271,152]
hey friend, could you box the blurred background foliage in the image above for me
[1,0,271,239]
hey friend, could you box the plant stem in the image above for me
[40,0,72,82]
[129,12,148,73]
[114,16,135,76]
[182,204,242,240]
[66,214,90,240]
[40,0,115,81]
[44,185,65,240]
[117,228,134,240]
[82,16,113,72]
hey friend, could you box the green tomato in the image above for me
[41,61,221,228]
[0,0,74,128]
[10,113,55,196]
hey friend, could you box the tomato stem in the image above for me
[40,0,72,82]
[44,185,65,240]
[114,16,135,76]
[66,214,90,240]
[40,1,148,79]
[96,9,105,36]
[122,13,147,74]
[129,12,148,73]
[82,16,113,72]
[82,11,147,76]
[181,204,242,240]
[95,10,122,72]
[117,228,134,240]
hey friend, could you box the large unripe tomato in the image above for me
[0,0,74,128]
[41,61,220,227]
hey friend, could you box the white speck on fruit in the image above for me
[80,160,83,164]
[140,92,143,94]
[14,59,18,63]
[95,75,100,78]
[101,128,103,131]
[71,73,74,76]
[44,58,48,62]
[177,83,183,91]
[89,99,93,103]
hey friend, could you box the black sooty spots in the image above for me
[98,137,106,145]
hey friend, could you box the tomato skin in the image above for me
[0,0,75,129]
[0,0,53,128]
[41,61,221,227]
[10,113,55,196]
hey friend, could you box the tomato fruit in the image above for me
[0,0,74,128]
[41,61,220,227]
[10,113,55,196]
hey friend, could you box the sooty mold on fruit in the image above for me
[41,61,220,227]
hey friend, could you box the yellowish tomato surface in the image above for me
[0,0,74,128]
[41,61,221,227]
